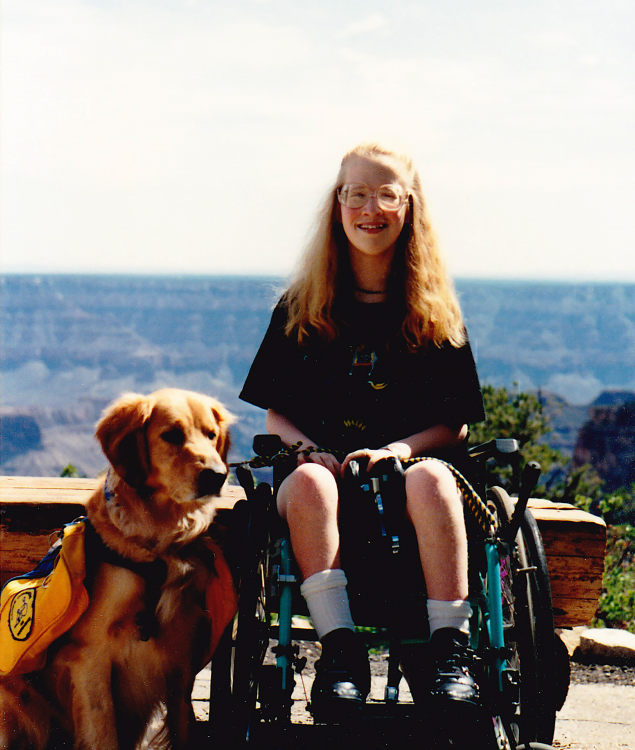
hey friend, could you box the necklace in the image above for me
[354,286,387,295]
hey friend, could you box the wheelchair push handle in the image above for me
[503,460,541,544]
[468,438,520,462]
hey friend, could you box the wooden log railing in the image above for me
[0,476,243,587]
[1,476,606,628]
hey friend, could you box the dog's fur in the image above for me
[0,388,235,750]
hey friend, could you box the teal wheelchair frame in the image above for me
[223,438,568,749]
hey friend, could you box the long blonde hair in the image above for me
[284,141,465,349]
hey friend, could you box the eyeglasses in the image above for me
[337,183,408,211]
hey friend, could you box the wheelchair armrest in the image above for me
[468,438,520,463]
[253,434,285,456]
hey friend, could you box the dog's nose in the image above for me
[198,467,228,497]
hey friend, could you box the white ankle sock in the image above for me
[300,569,355,639]
[427,599,473,636]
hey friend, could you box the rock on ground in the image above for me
[578,628,635,665]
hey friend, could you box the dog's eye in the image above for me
[161,428,185,446]
[207,431,217,441]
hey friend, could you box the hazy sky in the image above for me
[2,0,634,280]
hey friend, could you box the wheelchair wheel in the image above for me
[230,483,273,745]
[516,504,568,742]
[485,486,557,748]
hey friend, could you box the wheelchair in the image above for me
[219,436,568,750]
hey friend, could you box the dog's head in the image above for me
[96,389,235,507]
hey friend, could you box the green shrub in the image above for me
[60,464,84,478]
[594,524,635,633]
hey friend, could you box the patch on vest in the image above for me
[9,588,36,641]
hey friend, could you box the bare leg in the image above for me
[276,463,341,580]
[404,460,468,601]
[401,461,480,718]
[277,463,368,719]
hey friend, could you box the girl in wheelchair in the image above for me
[239,140,485,725]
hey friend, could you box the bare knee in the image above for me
[404,461,462,518]
[277,463,339,520]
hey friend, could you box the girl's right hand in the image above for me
[265,410,342,477]
[297,449,342,478]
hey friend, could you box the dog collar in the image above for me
[104,469,116,504]
[104,468,152,503]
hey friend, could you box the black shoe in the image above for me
[310,629,370,723]
[428,628,480,708]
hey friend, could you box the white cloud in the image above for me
[526,29,579,50]
[336,12,388,38]
[1,0,634,280]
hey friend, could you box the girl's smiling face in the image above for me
[338,154,410,266]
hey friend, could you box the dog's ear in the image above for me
[211,401,236,463]
[95,393,155,491]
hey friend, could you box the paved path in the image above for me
[192,665,635,749]
[553,683,635,750]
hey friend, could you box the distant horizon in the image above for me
[3,270,635,286]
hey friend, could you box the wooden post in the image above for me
[527,498,606,628]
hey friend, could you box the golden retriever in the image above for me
[0,388,236,750]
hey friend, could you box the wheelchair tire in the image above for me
[486,486,558,748]
[516,505,564,743]
[230,484,274,745]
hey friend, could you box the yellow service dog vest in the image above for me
[0,520,237,676]
[0,520,90,676]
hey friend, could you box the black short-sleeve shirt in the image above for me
[239,299,485,464]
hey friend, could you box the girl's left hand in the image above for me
[340,448,398,477]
